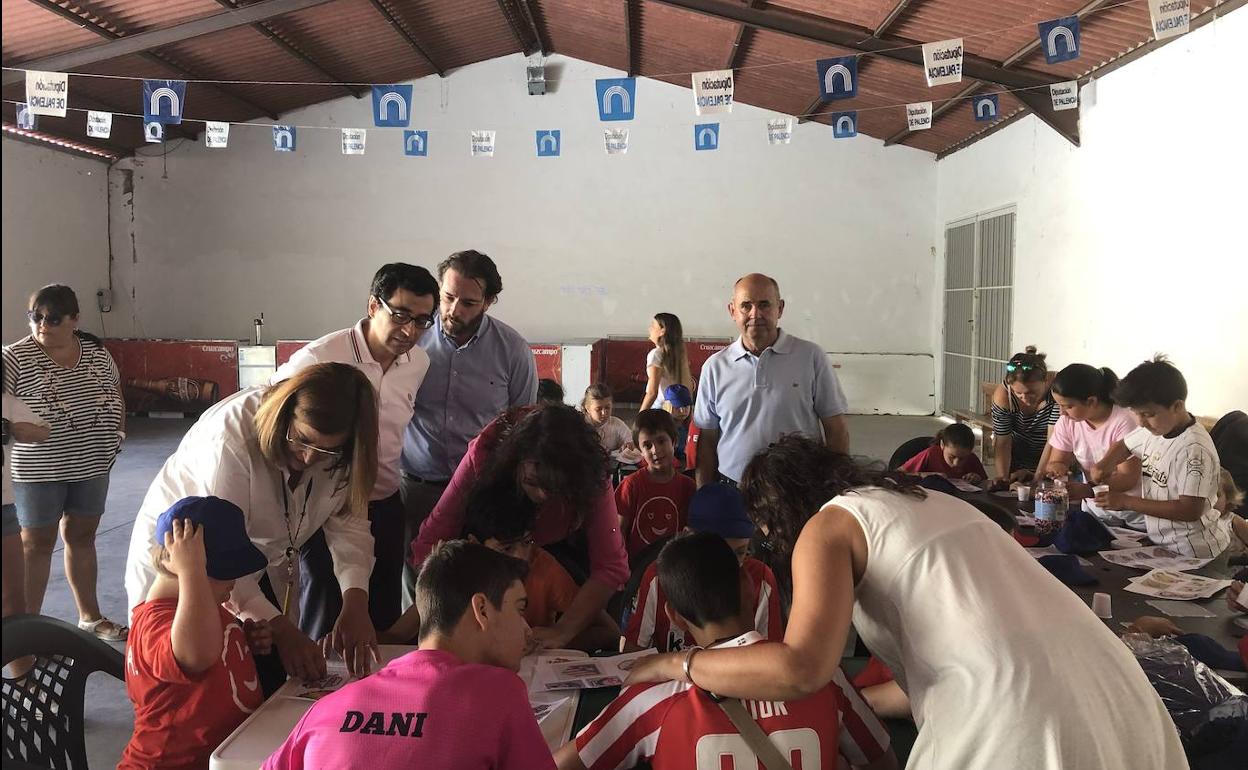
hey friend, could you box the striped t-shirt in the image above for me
[3,336,123,483]
[990,388,1059,470]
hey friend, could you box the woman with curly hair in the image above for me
[404,404,628,649]
[626,434,1185,769]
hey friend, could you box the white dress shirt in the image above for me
[273,319,430,500]
[124,388,375,622]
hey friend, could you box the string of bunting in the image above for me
[8,0,1193,155]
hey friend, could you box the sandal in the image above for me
[78,617,129,642]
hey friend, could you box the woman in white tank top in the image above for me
[627,435,1187,769]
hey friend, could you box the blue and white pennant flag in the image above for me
[371,85,412,128]
[816,56,857,101]
[404,130,428,156]
[971,94,999,122]
[831,111,857,138]
[536,130,561,157]
[596,78,636,121]
[694,123,719,151]
[1037,17,1080,64]
[142,80,187,125]
[273,125,297,152]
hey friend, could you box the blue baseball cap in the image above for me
[664,384,693,409]
[688,483,753,539]
[154,496,268,581]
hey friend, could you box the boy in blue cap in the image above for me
[120,496,272,770]
[662,384,694,471]
[622,483,781,652]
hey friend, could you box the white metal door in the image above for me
[942,209,1015,414]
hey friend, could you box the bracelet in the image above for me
[682,645,704,684]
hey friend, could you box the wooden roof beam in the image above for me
[4,0,337,87]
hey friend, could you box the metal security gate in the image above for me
[941,209,1015,415]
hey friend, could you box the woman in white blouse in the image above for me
[124,362,380,684]
[627,435,1186,770]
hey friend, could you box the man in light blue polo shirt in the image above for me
[400,250,537,598]
[694,273,849,487]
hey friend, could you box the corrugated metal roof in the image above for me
[1,0,1236,158]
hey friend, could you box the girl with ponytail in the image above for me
[1047,363,1145,528]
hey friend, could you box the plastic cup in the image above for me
[1093,484,1110,496]
[1017,486,1032,502]
[1092,593,1112,619]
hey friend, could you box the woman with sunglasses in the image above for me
[124,362,382,690]
[3,285,128,641]
[989,346,1060,487]
[395,403,629,650]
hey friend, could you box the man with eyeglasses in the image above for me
[401,250,537,604]
[272,263,438,641]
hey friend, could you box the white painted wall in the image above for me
[1,139,110,344]
[103,54,937,363]
[935,11,1248,417]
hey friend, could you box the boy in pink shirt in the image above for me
[265,541,554,770]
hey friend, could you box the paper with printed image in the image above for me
[1099,546,1214,572]
[1124,569,1232,600]
[531,649,656,692]
[291,661,355,700]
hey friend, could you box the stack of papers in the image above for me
[1098,546,1215,572]
[947,478,983,493]
[1124,569,1232,600]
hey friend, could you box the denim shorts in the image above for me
[2,504,18,538]
[12,475,111,529]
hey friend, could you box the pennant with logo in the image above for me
[971,94,999,122]
[86,110,112,139]
[16,103,37,131]
[25,71,68,117]
[603,128,629,155]
[831,111,857,139]
[906,102,933,131]
[342,128,366,155]
[403,130,428,157]
[692,69,733,115]
[144,121,164,143]
[767,118,793,146]
[273,125,297,152]
[596,78,636,121]
[693,123,719,151]
[1037,17,1080,64]
[371,85,412,128]
[816,56,857,100]
[142,79,187,125]
[922,38,963,87]
[205,121,229,148]
[470,130,495,157]
[536,130,560,157]
[1147,0,1189,40]
[1050,81,1078,111]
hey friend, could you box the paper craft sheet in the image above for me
[1099,546,1214,572]
[1124,569,1232,600]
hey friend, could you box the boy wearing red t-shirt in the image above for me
[557,533,897,770]
[266,541,554,770]
[624,483,781,653]
[120,496,272,770]
[898,423,987,482]
[617,409,696,558]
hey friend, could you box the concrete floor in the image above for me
[29,412,943,768]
